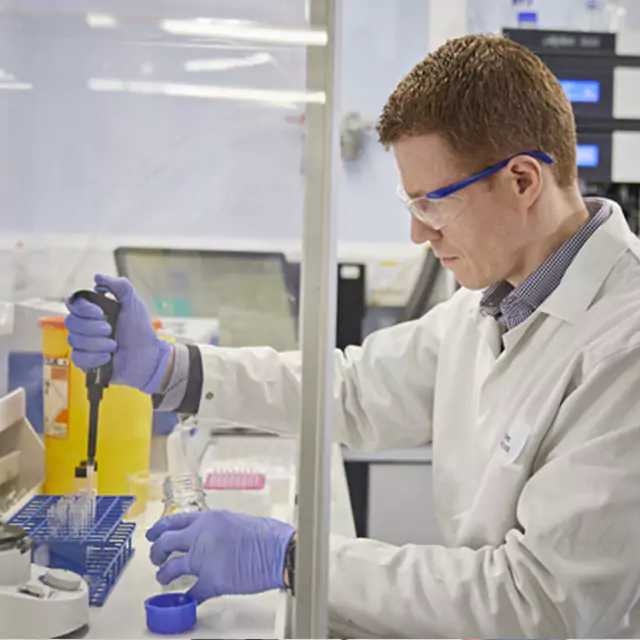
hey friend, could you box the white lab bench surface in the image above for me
[87,532,287,639]
[86,437,355,639]
[341,444,432,463]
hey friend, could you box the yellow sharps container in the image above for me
[39,316,162,496]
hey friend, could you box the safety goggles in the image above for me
[397,151,554,231]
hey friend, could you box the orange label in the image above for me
[43,357,70,439]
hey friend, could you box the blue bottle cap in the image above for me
[145,593,197,635]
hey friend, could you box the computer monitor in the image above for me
[114,247,299,350]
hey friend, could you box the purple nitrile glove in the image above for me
[65,274,172,395]
[146,510,296,603]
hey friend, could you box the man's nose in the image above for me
[411,217,442,244]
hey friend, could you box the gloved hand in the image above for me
[65,274,172,395]
[146,510,296,603]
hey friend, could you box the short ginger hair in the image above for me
[377,34,577,187]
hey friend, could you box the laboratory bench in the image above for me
[86,437,355,639]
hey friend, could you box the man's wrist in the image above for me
[283,532,297,594]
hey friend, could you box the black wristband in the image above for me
[176,344,204,414]
[284,536,296,596]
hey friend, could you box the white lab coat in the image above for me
[195,199,640,638]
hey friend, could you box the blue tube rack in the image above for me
[8,495,136,606]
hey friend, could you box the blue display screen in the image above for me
[559,79,600,103]
[576,144,599,168]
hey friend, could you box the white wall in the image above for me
[335,0,428,244]
[5,1,640,304]
[0,0,307,239]
[0,0,429,305]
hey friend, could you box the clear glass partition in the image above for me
[0,1,336,637]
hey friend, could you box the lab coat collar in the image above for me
[468,198,637,328]
[538,198,638,325]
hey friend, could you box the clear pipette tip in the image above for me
[86,461,97,522]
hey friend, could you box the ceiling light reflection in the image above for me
[86,13,118,28]
[0,83,33,91]
[88,77,325,106]
[160,19,327,46]
[185,52,272,72]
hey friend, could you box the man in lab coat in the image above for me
[66,34,640,638]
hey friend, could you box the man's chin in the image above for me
[449,269,494,292]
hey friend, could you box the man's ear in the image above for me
[509,156,543,203]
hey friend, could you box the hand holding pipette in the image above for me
[67,285,121,515]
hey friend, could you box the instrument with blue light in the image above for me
[577,144,600,168]
[505,27,640,192]
[559,79,601,104]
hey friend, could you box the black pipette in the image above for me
[69,286,121,503]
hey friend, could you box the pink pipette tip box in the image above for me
[204,470,266,491]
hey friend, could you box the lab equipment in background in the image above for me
[504,27,640,232]
[68,288,121,521]
[39,315,158,495]
[115,247,298,350]
[335,263,366,350]
[7,494,135,607]
[506,0,538,29]
[154,317,219,346]
[288,261,366,350]
[0,304,12,398]
[0,522,89,639]
[584,0,609,31]
[115,247,367,354]
[1,299,67,431]
[0,389,43,520]
[339,111,375,162]
[573,0,626,32]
